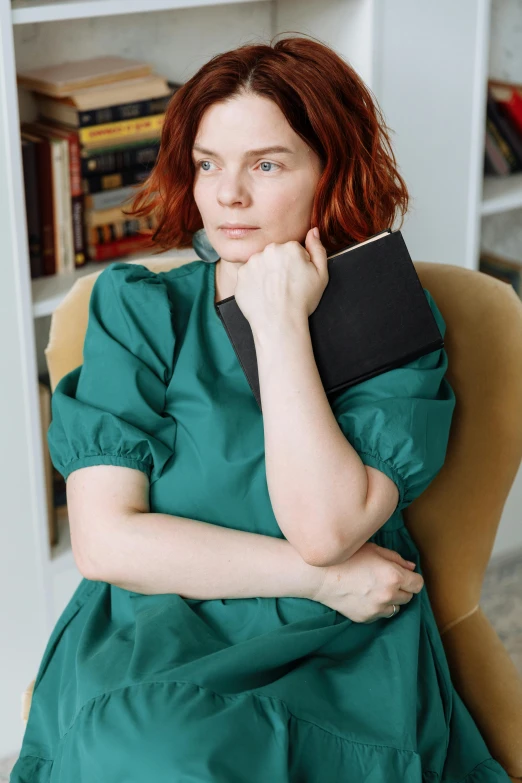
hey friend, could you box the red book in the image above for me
[87,232,154,261]
[489,81,522,137]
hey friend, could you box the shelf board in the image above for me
[32,248,200,319]
[12,0,261,24]
[481,172,522,217]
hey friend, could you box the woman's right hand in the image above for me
[308,542,424,623]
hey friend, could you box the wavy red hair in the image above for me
[123,34,409,256]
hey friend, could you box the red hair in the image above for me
[124,34,409,256]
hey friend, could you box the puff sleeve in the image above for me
[329,289,456,514]
[47,262,177,484]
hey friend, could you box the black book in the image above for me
[215,229,444,412]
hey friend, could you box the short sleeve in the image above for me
[329,289,456,514]
[47,262,177,484]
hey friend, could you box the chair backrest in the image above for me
[45,255,197,392]
[403,262,522,635]
[45,257,522,634]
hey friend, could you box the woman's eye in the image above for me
[259,161,279,172]
[196,160,280,172]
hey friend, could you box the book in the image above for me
[484,125,510,175]
[82,166,150,195]
[87,232,154,262]
[17,55,153,97]
[33,76,178,127]
[23,120,86,267]
[44,113,164,150]
[81,139,160,177]
[488,80,522,138]
[486,92,522,172]
[84,182,151,210]
[19,131,56,276]
[20,134,43,277]
[215,229,444,412]
[88,214,157,245]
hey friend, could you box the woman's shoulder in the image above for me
[93,259,206,308]
[95,259,202,287]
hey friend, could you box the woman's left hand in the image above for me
[234,227,329,331]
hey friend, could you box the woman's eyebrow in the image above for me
[192,144,295,158]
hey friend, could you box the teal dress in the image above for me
[11,259,511,782]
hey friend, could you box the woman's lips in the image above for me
[220,227,259,238]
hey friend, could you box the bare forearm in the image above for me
[87,510,324,599]
[252,315,369,563]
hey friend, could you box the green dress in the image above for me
[11,259,511,783]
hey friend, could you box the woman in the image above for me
[11,36,511,782]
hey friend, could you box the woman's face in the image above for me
[192,92,323,267]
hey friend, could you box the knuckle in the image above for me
[385,567,402,587]
[381,587,396,604]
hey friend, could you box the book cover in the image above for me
[17,55,154,97]
[20,135,43,277]
[79,113,164,148]
[87,232,154,262]
[82,167,150,195]
[33,76,178,126]
[486,93,522,171]
[25,120,86,267]
[81,139,160,177]
[215,230,444,412]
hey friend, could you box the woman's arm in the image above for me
[84,509,326,599]
[67,463,325,598]
[252,316,399,567]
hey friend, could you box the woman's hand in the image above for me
[234,227,329,331]
[308,542,424,623]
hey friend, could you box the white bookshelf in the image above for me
[10,0,262,25]
[3,0,521,758]
[482,171,522,216]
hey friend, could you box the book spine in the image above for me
[486,94,522,170]
[484,127,510,175]
[80,140,160,176]
[65,129,86,267]
[21,140,43,278]
[85,203,138,227]
[84,183,144,211]
[486,115,519,172]
[78,94,172,128]
[82,167,149,195]
[34,136,56,275]
[87,232,153,262]
[60,138,75,273]
[78,114,164,147]
[497,90,522,137]
[88,215,156,245]
[50,140,64,273]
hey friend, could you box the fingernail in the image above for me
[313,227,319,238]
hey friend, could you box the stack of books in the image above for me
[484,79,522,176]
[18,55,181,278]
